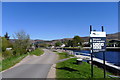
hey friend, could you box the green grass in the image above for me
[56,58,112,78]
[2,53,27,71]
[57,52,74,60]
[30,48,44,56]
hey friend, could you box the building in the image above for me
[61,44,66,47]
[109,40,120,47]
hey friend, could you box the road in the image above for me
[2,49,58,79]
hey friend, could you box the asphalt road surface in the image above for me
[2,49,57,79]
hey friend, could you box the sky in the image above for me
[2,2,118,40]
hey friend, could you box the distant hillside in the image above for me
[82,32,120,41]
[9,32,120,44]
[106,32,120,40]
[49,32,120,43]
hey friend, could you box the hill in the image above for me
[9,32,120,44]
[50,32,120,43]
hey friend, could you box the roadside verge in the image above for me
[1,48,44,72]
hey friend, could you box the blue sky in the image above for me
[2,2,118,40]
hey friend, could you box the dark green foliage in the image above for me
[66,40,73,47]
[55,41,62,47]
[2,37,8,51]
[2,37,12,52]
[4,32,10,40]
[65,36,83,47]
[72,36,83,47]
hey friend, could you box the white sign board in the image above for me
[90,31,106,37]
[90,31,106,53]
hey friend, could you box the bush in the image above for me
[2,37,13,52]
[13,47,27,56]
[2,50,13,59]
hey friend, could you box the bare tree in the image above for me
[13,30,30,55]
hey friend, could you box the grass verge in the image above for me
[2,54,27,71]
[30,48,44,56]
[56,58,112,78]
[1,48,44,71]
[57,52,74,60]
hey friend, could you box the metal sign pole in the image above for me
[90,25,93,78]
[103,52,106,78]
[91,52,93,78]
[102,26,106,78]
[90,25,106,78]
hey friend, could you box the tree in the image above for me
[48,44,52,47]
[55,41,62,47]
[2,37,13,58]
[66,40,73,47]
[2,33,12,52]
[4,32,10,40]
[73,36,83,47]
[2,37,12,52]
[13,30,30,55]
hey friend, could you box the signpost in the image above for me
[90,25,106,78]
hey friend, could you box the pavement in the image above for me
[2,49,58,79]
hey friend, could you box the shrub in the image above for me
[2,50,13,59]
[2,37,13,52]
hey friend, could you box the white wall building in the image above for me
[61,44,65,47]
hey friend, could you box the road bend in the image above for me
[2,49,57,78]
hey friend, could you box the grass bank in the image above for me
[30,48,44,56]
[56,58,112,78]
[57,52,74,60]
[1,48,44,71]
[2,53,27,71]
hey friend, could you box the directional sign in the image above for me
[90,31,106,53]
